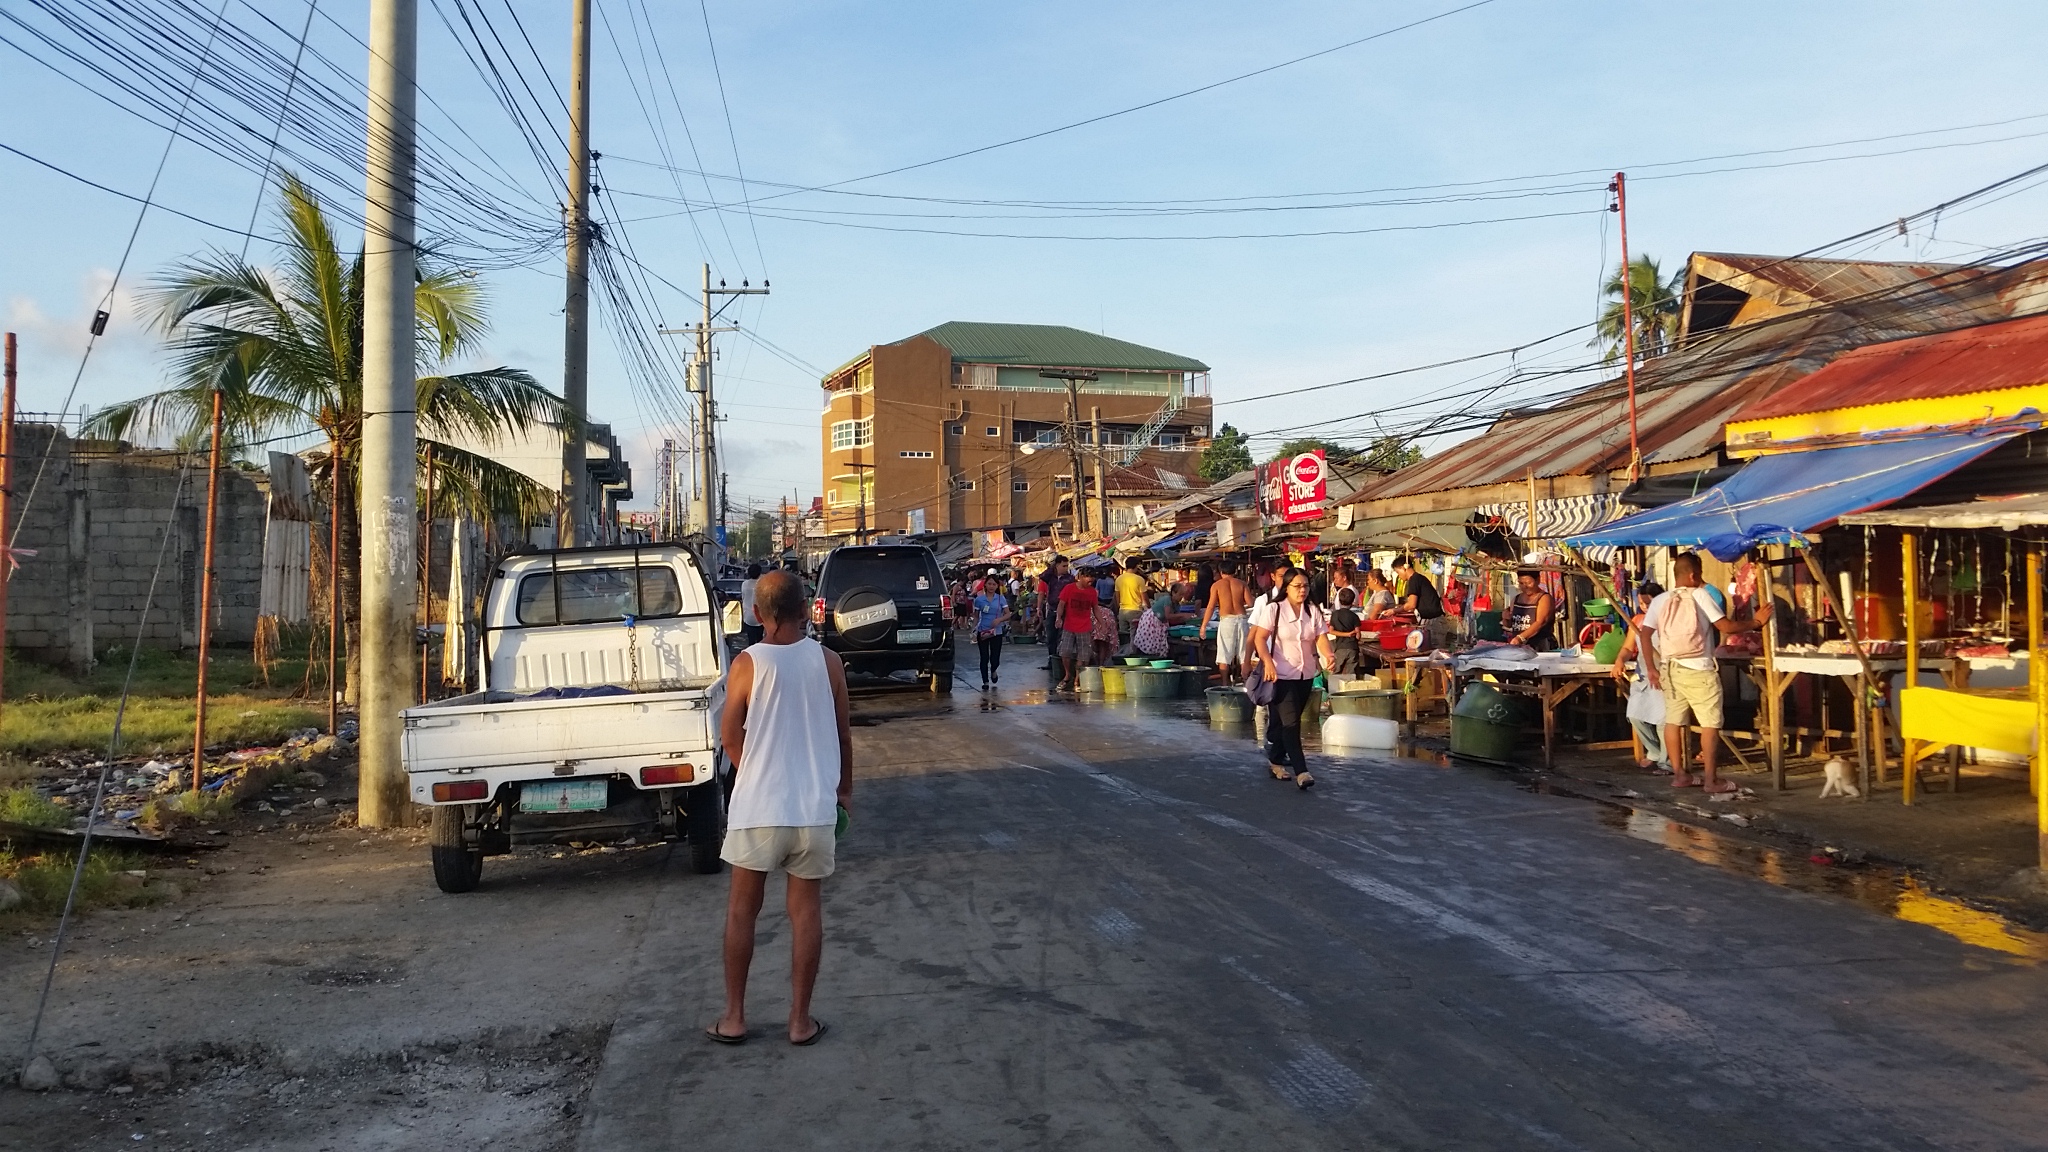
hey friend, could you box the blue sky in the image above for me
[4,0,2047,517]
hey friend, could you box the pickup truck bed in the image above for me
[404,679,718,800]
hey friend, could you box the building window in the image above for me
[1012,480,1030,492]
[984,425,999,437]
[1053,476,1072,490]
[955,478,976,492]
[899,450,933,459]
[831,418,872,449]
[947,423,963,436]
[1156,433,1185,449]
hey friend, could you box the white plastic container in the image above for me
[1322,713,1398,750]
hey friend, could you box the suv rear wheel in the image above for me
[929,670,953,694]
[430,805,484,893]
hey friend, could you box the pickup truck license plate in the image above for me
[521,779,609,813]
[895,628,933,645]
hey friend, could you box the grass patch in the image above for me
[0,786,70,829]
[1,638,327,757]
[0,843,163,919]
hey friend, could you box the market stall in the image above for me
[1568,431,2024,796]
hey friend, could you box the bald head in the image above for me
[753,569,805,625]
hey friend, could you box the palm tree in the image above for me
[1593,254,1685,364]
[87,172,564,701]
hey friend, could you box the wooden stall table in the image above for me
[1756,653,1952,800]
[1409,652,1618,769]
[1393,655,1452,733]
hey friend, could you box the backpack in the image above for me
[1654,588,1709,660]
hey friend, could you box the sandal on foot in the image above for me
[1701,780,1738,795]
[705,1025,747,1045]
[791,1018,829,1046]
[1267,764,1293,781]
[1296,772,1316,791]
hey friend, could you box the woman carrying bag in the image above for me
[1248,566,1337,791]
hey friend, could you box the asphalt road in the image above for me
[577,662,2048,1151]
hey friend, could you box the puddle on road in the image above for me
[971,669,2048,960]
[1599,806,2048,961]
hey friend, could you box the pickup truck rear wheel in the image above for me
[685,783,724,874]
[430,805,484,893]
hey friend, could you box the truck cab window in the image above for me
[516,566,685,626]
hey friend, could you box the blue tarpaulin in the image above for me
[1565,431,2019,560]
[1149,528,1207,552]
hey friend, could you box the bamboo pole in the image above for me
[2030,545,2043,808]
[326,442,341,735]
[1758,550,1784,791]
[2033,545,2047,868]
[0,333,15,731]
[420,443,434,704]
[190,390,224,798]
[1902,531,1919,805]
[1797,544,1882,801]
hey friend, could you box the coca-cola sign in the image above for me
[1257,450,1328,525]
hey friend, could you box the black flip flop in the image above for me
[705,1026,747,1045]
[791,1019,829,1047]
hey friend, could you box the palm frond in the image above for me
[421,438,555,523]
[417,368,564,445]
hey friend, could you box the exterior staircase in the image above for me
[1118,391,1184,465]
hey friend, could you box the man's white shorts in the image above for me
[1215,613,1249,666]
[722,825,836,878]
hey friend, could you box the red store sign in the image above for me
[1257,450,1328,525]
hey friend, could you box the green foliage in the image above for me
[0,787,69,829]
[735,510,778,559]
[1593,254,1683,364]
[1197,423,1253,482]
[0,845,164,920]
[1362,436,1423,471]
[1267,437,1357,464]
[0,648,321,757]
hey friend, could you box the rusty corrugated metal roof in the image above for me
[1351,257,2048,506]
[1731,312,2048,423]
[1692,253,1966,305]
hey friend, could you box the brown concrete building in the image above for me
[819,322,1211,541]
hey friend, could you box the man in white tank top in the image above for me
[707,570,853,1047]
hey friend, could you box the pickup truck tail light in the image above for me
[639,764,692,786]
[431,780,489,803]
[811,597,826,626]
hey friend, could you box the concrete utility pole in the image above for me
[1038,369,1098,537]
[557,0,592,548]
[357,0,419,828]
[659,266,765,549]
[1090,405,1107,538]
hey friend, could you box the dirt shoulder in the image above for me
[0,764,714,1152]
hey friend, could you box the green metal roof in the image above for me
[909,322,1208,372]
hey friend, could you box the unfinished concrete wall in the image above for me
[4,425,268,668]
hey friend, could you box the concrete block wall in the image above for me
[4,425,269,668]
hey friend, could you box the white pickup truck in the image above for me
[402,544,727,892]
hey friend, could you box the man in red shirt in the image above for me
[1055,575,1100,692]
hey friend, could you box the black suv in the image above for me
[812,544,955,692]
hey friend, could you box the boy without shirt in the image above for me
[1202,562,1253,683]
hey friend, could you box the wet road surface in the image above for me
[577,658,2048,1151]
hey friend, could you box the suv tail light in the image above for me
[811,597,827,626]
[639,764,691,786]
[940,593,953,620]
[431,780,488,803]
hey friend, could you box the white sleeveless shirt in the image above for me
[727,638,841,830]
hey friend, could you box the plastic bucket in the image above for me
[1126,668,1176,699]
[1077,665,1104,694]
[1206,685,1253,724]
[1100,665,1127,696]
[1328,688,1400,719]
[1178,666,1207,697]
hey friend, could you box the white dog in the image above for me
[1819,757,1860,799]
